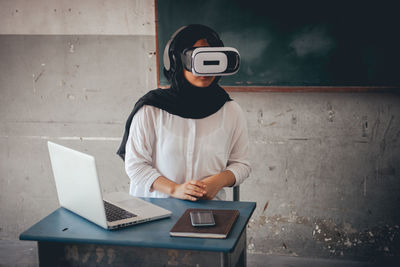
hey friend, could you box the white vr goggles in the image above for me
[181,47,240,76]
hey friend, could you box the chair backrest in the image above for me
[233,186,239,201]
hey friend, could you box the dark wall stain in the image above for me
[362,115,368,138]
[263,201,269,212]
[291,114,297,125]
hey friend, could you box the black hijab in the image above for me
[117,25,232,160]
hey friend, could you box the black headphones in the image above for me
[163,25,224,77]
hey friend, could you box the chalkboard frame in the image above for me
[154,0,399,92]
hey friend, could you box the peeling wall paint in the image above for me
[247,210,400,260]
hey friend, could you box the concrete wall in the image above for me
[1,0,399,262]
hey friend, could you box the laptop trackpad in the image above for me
[117,198,148,210]
[104,192,155,215]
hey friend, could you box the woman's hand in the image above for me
[171,180,207,201]
[200,171,236,200]
[200,176,222,200]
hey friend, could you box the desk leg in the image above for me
[36,230,247,267]
[221,229,246,267]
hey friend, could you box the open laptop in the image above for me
[47,141,172,230]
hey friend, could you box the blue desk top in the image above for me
[20,198,256,252]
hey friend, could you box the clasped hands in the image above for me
[171,177,221,201]
[170,170,235,201]
[151,170,235,201]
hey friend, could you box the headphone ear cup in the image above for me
[163,50,177,81]
[170,54,176,72]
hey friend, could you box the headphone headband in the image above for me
[163,26,188,71]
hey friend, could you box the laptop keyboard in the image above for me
[103,201,137,222]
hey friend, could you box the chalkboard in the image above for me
[156,0,400,90]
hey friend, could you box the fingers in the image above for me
[187,184,206,194]
[183,187,203,199]
[173,180,208,201]
[186,182,206,196]
[183,194,198,201]
[182,180,207,201]
[191,181,207,192]
[189,180,207,188]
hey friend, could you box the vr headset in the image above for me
[180,47,240,76]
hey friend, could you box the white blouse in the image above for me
[124,101,251,200]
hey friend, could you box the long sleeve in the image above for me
[225,103,251,187]
[125,106,162,194]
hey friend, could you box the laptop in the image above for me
[47,141,172,230]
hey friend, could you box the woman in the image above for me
[117,24,250,201]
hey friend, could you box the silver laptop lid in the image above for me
[47,141,108,229]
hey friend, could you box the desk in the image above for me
[20,198,256,266]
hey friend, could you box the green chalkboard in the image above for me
[156,0,400,89]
